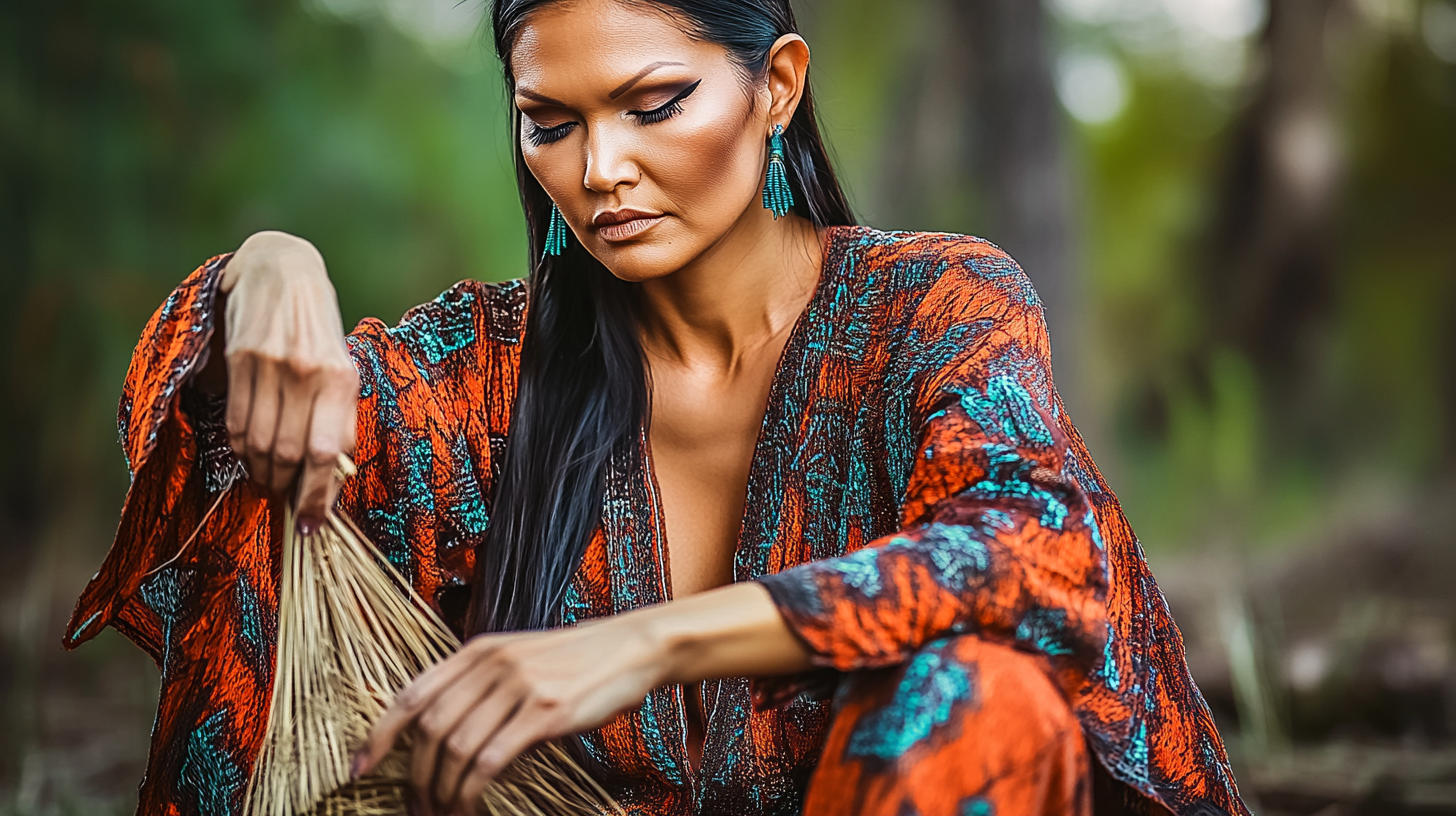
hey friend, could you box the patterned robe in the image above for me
[65,227,1247,816]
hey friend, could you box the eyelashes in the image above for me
[525,121,574,147]
[629,79,702,125]
[523,79,703,147]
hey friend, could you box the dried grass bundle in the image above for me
[242,469,620,816]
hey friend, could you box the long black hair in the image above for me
[467,0,856,637]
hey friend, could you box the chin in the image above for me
[589,229,703,283]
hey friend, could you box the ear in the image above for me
[765,34,810,127]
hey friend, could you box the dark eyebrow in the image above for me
[609,61,686,99]
[517,87,567,106]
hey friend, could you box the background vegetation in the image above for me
[2,0,1454,812]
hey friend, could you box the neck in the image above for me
[636,208,824,373]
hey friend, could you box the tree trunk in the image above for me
[1196,0,1350,444]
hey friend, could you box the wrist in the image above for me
[622,604,701,688]
[224,230,327,293]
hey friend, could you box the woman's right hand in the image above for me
[220,230,359,532]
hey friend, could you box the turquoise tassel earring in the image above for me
[543,203,569,258]
[762,124,794,219]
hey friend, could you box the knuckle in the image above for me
[495,645,525,671]
[251,351,286,369]
[246,431,273,455]
[272,449,303,470]
[472,752,504,779]
[285,359,323,381]
[273,439,304,462]
[495,659,524,683]
[395,687,422,711]
[306,443,339,468]
[443,732,476,761]
[416,711,445,740]
[224,347,254,365]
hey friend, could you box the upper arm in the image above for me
[890,239,1069,523]
[754,237,1109,673]
[904,239,1055,429]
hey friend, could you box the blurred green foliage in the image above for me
[5,0,1452,551]
[1,0,538,566]
[1059,4,1456,551]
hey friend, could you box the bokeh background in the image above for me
[2,0,1455,813]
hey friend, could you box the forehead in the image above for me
[511,0,724,92]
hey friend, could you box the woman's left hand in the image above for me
[350,618,665,816]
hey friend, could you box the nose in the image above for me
[582,124,640,194]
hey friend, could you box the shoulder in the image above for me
[354,277,527,345]
[348,278,529,373]
[832,226,1012,270]
[399,277,527,338]
[830,228,1055,409]
[829,226,1045,334]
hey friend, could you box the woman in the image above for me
[65,0,1248,814]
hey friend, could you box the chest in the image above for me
[555,335,918,812]
[645,347,784,599]
[560,329,917,627]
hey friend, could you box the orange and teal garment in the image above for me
[64,227,1248,816]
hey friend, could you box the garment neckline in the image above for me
[633,224,855,797]
[646,224,853,602]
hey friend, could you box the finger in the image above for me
[268,369,317,496]
[409,662,503,806]
[341,389,358,458]
[354,642,499,778]
[432,677,520,812]
[295,369,358,530]
[225,353,256,460]
[244,361,282,490]
[451,711,540,816]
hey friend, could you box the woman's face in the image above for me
[510,0,784,283]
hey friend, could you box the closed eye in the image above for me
[628,79,702,125]
[525,120,576,147]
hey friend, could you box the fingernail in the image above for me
[348,751,365,780]
[298,517,318,537]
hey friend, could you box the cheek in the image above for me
[522,142,579,202]
[647,115,763,219]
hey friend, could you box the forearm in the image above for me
[621,582,814,686]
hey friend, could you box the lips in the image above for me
[592,209,665,242]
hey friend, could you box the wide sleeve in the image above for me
[754,241,1249,816]
[63,259,525,652]
[61,256,525,816]
[62,255,233,659]
[754,257,1110,689]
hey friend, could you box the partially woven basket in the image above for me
[241,460,620,816]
